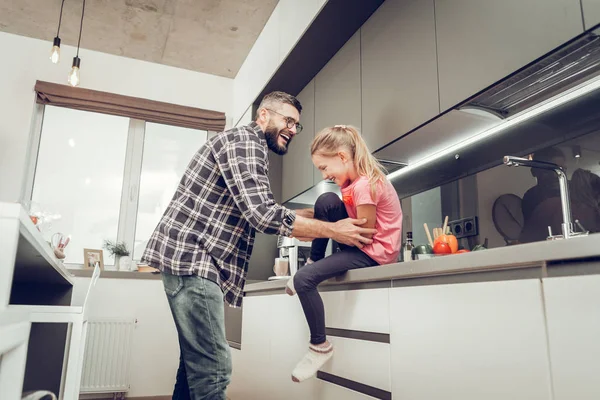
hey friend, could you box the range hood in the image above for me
[377,24,600,197]
[462,27,600,118]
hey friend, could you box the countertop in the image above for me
[245,233,600,294]
[68,269,162,279]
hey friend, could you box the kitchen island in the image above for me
[227,234,600,400]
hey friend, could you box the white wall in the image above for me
[72,277,178,397]
[232,0,327,124]
[0,31,233,203]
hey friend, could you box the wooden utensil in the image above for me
[442,216,449,237]
[424,223,434,247]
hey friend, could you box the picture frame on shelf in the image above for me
[83,248,104,270]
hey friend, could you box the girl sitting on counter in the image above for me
[286,125,403,382]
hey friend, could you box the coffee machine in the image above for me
[276,236,334,275]
[276,236,313,276]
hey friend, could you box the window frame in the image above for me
[23,104,213,267]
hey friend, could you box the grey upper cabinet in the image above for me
[314,31,361,185]
[282,80,315,203]
[315,31,362,133]
[361,0,440,152]
[583,0,600,29]
[435,0,584,111]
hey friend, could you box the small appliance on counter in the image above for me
[276,236,313,276]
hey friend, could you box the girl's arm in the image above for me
[356,205,376,239]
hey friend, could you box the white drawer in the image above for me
[316,378,380,399]
[321,336,391,392]
[322,288,390,333]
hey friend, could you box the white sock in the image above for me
[291,343,333,382]
[286,277,296,296]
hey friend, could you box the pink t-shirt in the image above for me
[341,176,402,265]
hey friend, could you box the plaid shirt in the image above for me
[142,122,296,307]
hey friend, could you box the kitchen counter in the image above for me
[233,234,600,400]
[68,268,162,280]
[245,233,600,294]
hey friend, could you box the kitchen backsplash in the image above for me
[401,127,600,250]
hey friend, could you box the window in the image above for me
[30,106,208,266]
[32,107,129,265]
[133,123,207,259]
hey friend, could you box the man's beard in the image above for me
[265,124,292,155]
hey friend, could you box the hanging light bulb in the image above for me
[50,0,65,64]
[50,37,61,64]
[68,0,86,87]
[68,57,81,87]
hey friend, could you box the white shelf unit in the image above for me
[0,202,75,399]
[0,202,74,308]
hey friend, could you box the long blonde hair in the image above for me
[311,125,386,200]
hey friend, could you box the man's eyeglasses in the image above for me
[266,109,303,133]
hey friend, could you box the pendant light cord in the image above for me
[76,0,86,57]
[56,0,66,37]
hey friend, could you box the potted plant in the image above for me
[103,240,132,271]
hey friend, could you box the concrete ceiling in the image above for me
[0,0,279,78]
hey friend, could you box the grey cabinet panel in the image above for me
[583,0,600,28]
[314,31,361,186]
[315,31,362,133]
[361,0,440,152]
[282,80,315,202]
[435,0,584,111]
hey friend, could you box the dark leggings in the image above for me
[293,193,378,345]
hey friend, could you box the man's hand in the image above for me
[292,236,314,242]
[332,218,377,248]
[290,215,375,246]
[295,208,315,219]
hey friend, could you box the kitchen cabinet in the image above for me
[315,31,361,134]
[267,294,320,399]
[228,293,321,400]
[231,291,391,399]
[582,0,600,29]
[435,0,584,111]
[322,288,390,333]
[282,80,316,202]
[321,336,391,394]
[543,274,600,400]
[314,31,361,188]
[232,295,274,400]
[361,0,440,152]
[389,279,552,400]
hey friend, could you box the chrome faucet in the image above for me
[503,155,588,240]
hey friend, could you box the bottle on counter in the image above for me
[402,231,414,262]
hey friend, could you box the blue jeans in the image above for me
[162,272,232,400]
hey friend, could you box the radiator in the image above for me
[80,319,136,393]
